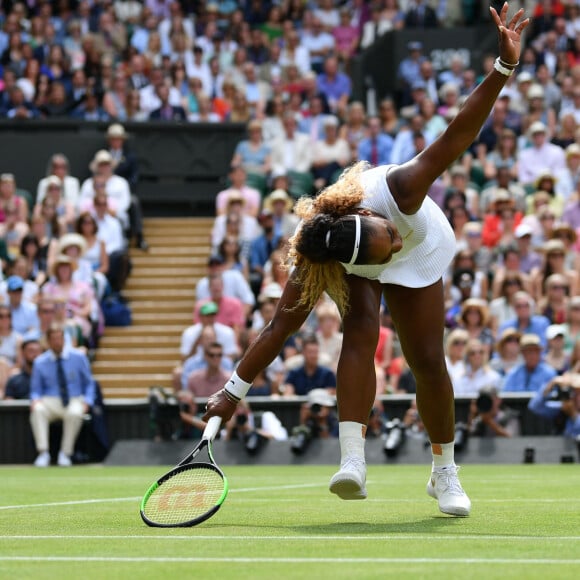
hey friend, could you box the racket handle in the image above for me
[203,415,222,441]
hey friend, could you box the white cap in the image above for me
[515,223,533,238]
[546,324,566,341]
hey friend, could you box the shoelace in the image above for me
[434,467,465,496]
[341,457,365,472]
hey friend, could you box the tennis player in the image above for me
[204,5,529,516]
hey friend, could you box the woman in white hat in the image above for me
[32,175,76,232]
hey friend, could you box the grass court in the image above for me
[1,464,579,579]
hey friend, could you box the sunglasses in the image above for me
[206,352,222,358]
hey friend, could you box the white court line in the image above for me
[0,556,579,565]
[3,534,580,542]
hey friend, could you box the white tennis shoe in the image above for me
[427,465,471,516]
[329,457,367,500]
[34,451,50,468]
[57,451,72,467]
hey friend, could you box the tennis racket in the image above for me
[140,416,228,527]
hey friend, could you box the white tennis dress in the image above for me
[339,164,456,288]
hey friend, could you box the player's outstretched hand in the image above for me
[490,3,530,66]
[202,389,238,424]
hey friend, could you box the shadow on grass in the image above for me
[288,518,461,535]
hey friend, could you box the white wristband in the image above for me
[493,57,515,77]
[224,371,252,400]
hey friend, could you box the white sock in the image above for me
[431,441,455,469]
[339,421,366,462]
[224,371,252,400]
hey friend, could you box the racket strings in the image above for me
[143,467,225,526]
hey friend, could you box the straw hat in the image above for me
[460,298,489,326]
[106,124,128,139]
[263,189,293,213]
[89,150,114,172]
[51,254,78,276]
[58,233,87,255]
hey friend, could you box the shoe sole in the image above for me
[426,483,470,517]
[329,476,367,500]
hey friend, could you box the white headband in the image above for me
[348,214,361,265]
[325,230,331,248]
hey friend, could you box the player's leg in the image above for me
[383,280,470,516]
[329,275,382,500]
[59,397,86,466]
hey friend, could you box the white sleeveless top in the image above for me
[339,165,456,288]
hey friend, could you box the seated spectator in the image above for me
[456,298,495,355]
[231,119,271,177]
[30,323,96,467]
[333,7,360,67]
[80,151,131,232]
[316,55,351,117]
[528,372,580,438]
[42,255,96,345]
[6,276,39,336]
[490,247,532,301]
[75,212,110,286]
[531,240,579,301]
[282,336,337,396]
[179,301,239,364]
[262,189,299,240]
[261,248,290,292]
[358,116,394,168]
[0,198,29,255]
[544,324,569,374]
[489,328,523,379]
[196,255,255,319]
[215,165,262,218]
[17,233,47,287]
[177,342,232,436]
[216,235,249,280]
[444,328,469,386]
[36,154,80,210]
[5,85,39,119]
[562,297,580,354]
[90,192,130,294]
[33,176,76,233]
[481,190,523,249]
[301,18,335,74]
[270,112,313,176]
[0,173,28,225]
[71,89,111,122]
[212,192,261,254]
[536,273,570,325]
[0,303,22,397]
[453,339,502,397]
[498,291,551,349]
[188,92,222,123]
[3,336,42,400]
[194,273,245,340]
[311,116,351,190]
[0,256,39,304]
[149,83,187,121]
[314,301,343,374]
[404,0,439,28]
[467,386,520,438]
[249,210,281,296]
[513,223,542,275]
[550,223,579,272]
[503,333,558,393]
[298,95,332,144]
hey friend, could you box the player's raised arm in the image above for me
[389,3,530,214]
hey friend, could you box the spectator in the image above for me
[249,210,281,295]
[397,41,426,98]
[262,189,299,240]
[36,154,80,210]
[3,336,42,400]
[358,116,394,167]
[212,191,261,253]
[562,296,580,354]
[314,301,343,374]
[317,55,351,117]
[404,0,439,28]
[0,256,39,305]
[498,291,551,349]
[555,144,580,204]
[0,303,22,397]
[301,18,334,74]
[311,116,351,190]
[333,7,360,67]
[456,298,495,355]
[282,336,337,396]
[489,328,523,379]
[513,223,543,275]
[528,372,580,437]
[453,339,502,397]
[536,273,571,325]
[270,112,313,176]
[444,328,469,386]
[6,275,39,336]
[360,4,396,50]
[503,333,558,393]
[195,256,255,320]
[0,172,28,224]
[217,234,249,280]
[33,176,76,233]
[104,124,138,189]
[489,271,527,331]
[231,119,271,177]
[467,386,520,438]
[80,151,131,232]
[19,233,48,288]
[531,239,579,300]
[71,89,111,122]
[544,323,569,374]
[517,121,566,187]
[298,95,331,144]
[215,165,262,219]
[178,342,232,435]
[30,323,96,467]
[149,83,187,121]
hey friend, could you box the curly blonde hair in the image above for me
[287,161,369,314]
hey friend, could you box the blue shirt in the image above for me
[10,302,40,335]
[250,234,281,271]
[497,315,551,349]
[528,389,580,438]
[285,365,336,396]
[316,73,351,106]
[502,363,557,393]
[30,348,96,406]
[358,134,394,166]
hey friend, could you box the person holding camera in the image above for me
[528,374,580,438]
[468,386,520,438]
[290,388,339,455]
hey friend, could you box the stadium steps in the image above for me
[94,217,213,397]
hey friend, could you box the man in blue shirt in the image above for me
[502,334,557,393]
[30,324,96,467]
[316,56,351,117]
[528,375,580,438]
[358,116,394,167]
[283,336,337,396]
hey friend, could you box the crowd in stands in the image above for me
[2,1,580,447]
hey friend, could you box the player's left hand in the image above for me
[490,3,530,66]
